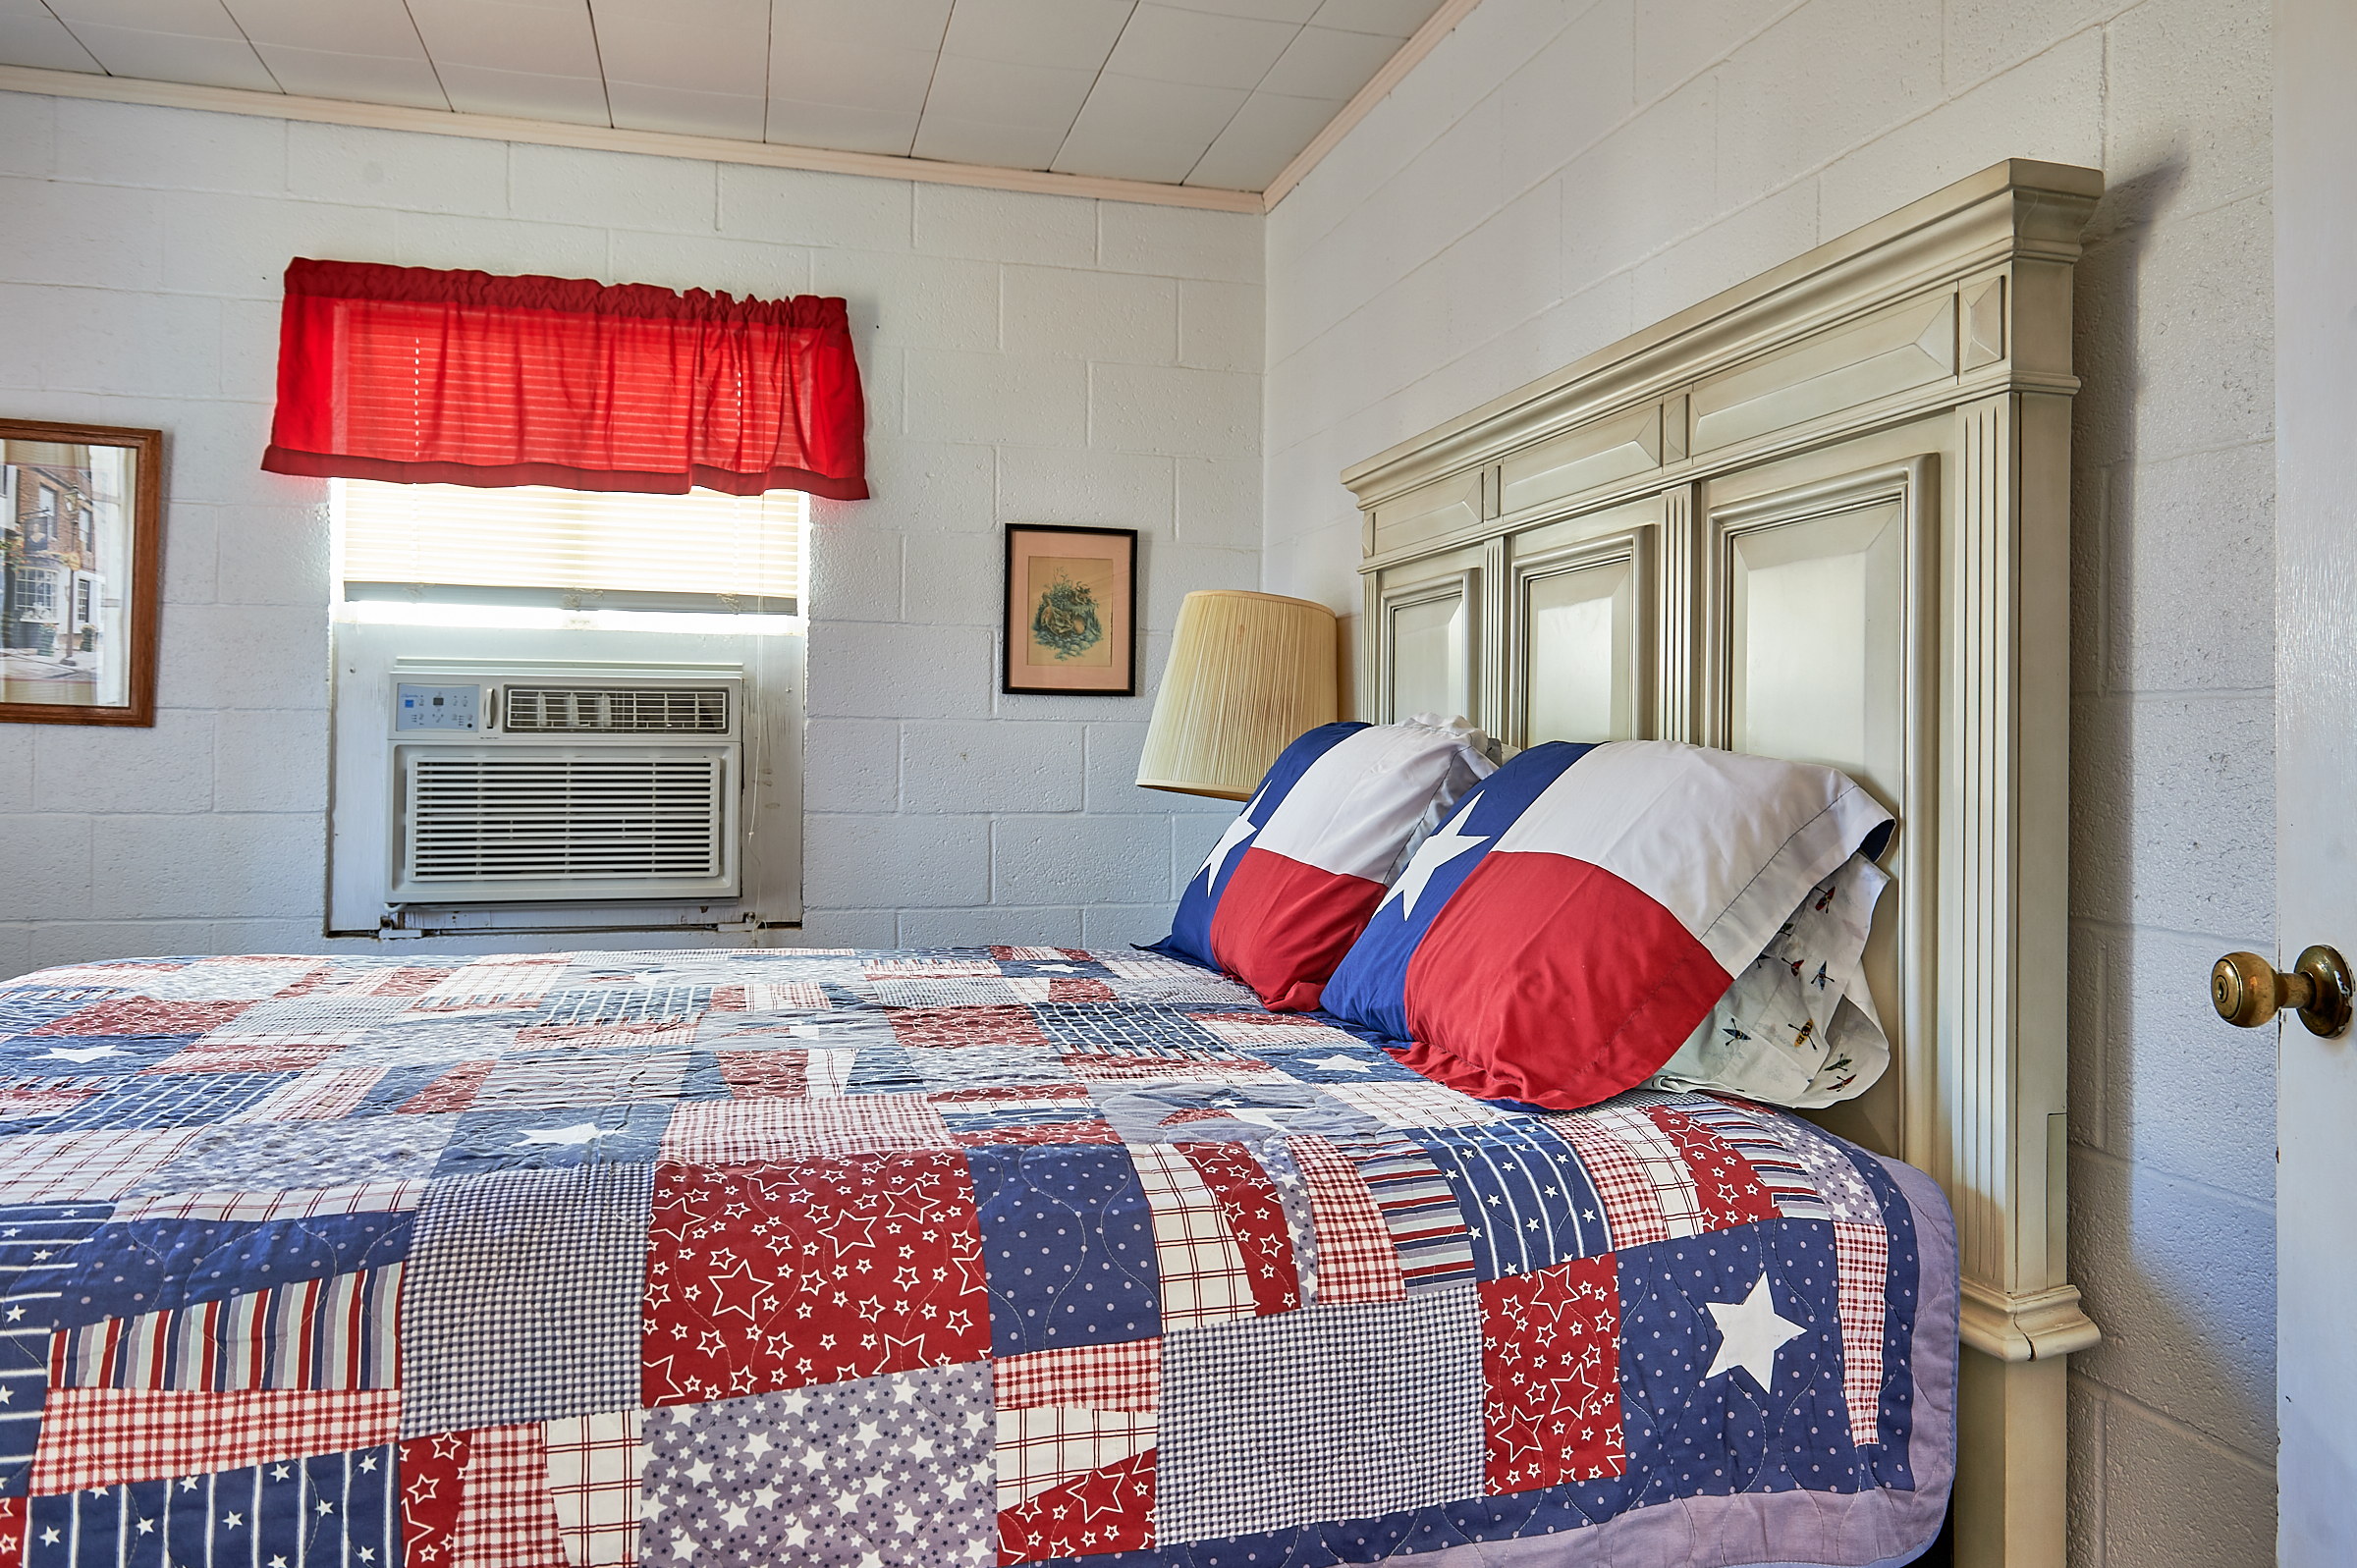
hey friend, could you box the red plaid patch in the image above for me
[1648,1108,1780,1232]
[1479,1254,1625,1493]
[400,1432,469,1568]
[229,1065,389,1122]
[1554,1112,1674,1246]
[451,1424,568,1568]
[0,1127,200,1205]
[1287,1134,1403,1306]
[1833,1220,1891,1445]
[954,1118,1125,1147]
[0,1077,101,1119]
[642,1150,991,1404]
[139,1032,361,1074]
[998,1447,1154,1563]
[1128,1142,1255,1330]
[31,998,253,1037]
[1061,1054,1278,1084]
[715,1050,808,1100]
[27,1386,401,1493]
[890,1005,1055,1050]
[992,1338,1159,1412]
[658,1094,956,1163]
[544,1410,646,1568]
[396,1060,493,1115]
[1180,1142,1299,1315]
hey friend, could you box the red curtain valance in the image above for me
[261,258,868,500]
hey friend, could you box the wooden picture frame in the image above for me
[0,418,163,727]
[1002,523,1138,696]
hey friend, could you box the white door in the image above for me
[2273,4,2357,1560]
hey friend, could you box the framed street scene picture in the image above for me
[1,418,162,727]
[1003,523,1138,696]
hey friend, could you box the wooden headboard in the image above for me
[1340,160,2102,1568]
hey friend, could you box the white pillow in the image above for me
[1646,851,1891,1108]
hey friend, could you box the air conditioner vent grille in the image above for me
[406,754,725,884]
[503,685,730,733]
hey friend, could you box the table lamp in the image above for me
[1135,589,1339,800]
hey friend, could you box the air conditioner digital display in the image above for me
[395,683,481,731]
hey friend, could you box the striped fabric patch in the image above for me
[1285,1135,1402,1306]
[1679,1098,1832,1220]
[50,1265,402,1391]
[1832,1220,1891,1447]
[1334,1135,1474,1293]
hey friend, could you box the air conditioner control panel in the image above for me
[395,683,484,732]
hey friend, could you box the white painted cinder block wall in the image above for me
[0,90,1260,974]
[1260,0,2275,1561]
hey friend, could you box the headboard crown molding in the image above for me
[1343,159,2103,514]
[1345,159,2102,1568]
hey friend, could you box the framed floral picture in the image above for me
[1003,524,1138,696]
[0,418,163,727]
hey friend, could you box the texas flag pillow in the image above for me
[1321,738,1894,1108]
[1159,717,1494,1011]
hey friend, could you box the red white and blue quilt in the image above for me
[0,948,1955,1568]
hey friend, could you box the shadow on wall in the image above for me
[2064,149,2281,1560]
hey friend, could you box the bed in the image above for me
[0,945,1951,1568]
[0,156,2093,1568]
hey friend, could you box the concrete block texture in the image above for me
[1258,5,2280,1561]
[1003,266,1178,364]
[89,812,324,922]
[992,814,1173,907]
[2069,1147,2275,1461]
[0,87,1269,971]
[33,710,215,816]
[902,722,1085,815]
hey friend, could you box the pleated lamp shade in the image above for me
[1135,589,1339,800]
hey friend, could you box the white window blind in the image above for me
[337,480,803,615]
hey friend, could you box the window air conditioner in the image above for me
[387,664,742,904]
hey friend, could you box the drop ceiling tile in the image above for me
[1051,126,1212,184]
[406,0,602,80]
[774,0,953,56]
[1102,3,1296,91]
[253,46,450,108]
[1307,0,1441,37]
[1184,86,1336,187]
[1257,23,1400,98]
[55,23,279,89]
[909,114,1069,171]
[1062,70,1244,143]
[938,0,1133,73]
[49,0,246,39]
[431,62,612,125]
[219,0,426,55]
[608,81,765,140]
[1157,0,1316,20]
[764,99,923,157]
[0,4,104,71]
[920,52,1098,133]
[589,0,767,96]
[770,29,944,115]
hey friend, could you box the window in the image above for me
[333,480,804,623]
[10,566,56,621]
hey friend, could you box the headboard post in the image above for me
[1342,160,2104,1567]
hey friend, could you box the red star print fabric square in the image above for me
[642,1150,992,1405]
[1478,1253,1625,1494]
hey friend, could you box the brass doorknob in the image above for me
[2211,946,2353,1036]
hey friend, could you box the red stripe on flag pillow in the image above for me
[1207,847,1386,1012]
[1398,852,1730,1108]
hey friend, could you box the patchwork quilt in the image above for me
[0,948,1955,1568]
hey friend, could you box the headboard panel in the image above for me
[1342,161,2100,1568]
